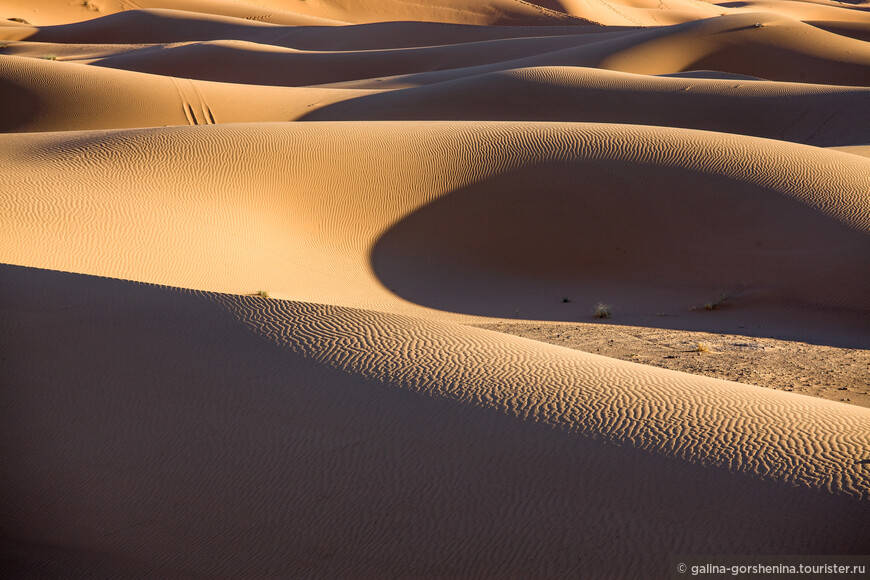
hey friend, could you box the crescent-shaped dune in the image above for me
[2,0,869,577]
[2,122,869,324]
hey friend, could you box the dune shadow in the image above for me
[3,263,870,576]
[5,264,870,576]
[0,77,39,133]
[370,160,870,347]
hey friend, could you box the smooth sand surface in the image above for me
[2,0,870,577]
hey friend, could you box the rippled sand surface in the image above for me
[2,0,869,576]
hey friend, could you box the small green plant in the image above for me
[593,302,612,319]
[256,289,270,298]
[40,54,57,61]
[0,43,8,49]
[695,342,710,353]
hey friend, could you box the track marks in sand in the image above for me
[171,77,215,125]
[4,56,869,146]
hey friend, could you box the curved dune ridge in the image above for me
[2,0,591,27]
[3,57,870,147]
[2,265,869,578]
[1,122,869,323]
[0,9,597,47]
[3,12,868,87]
[2,0,870,577]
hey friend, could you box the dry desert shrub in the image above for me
[593,302,612,318]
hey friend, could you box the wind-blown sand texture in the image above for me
[2,0,870,578]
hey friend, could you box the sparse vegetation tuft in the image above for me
[593,302,612,319]
[8,17,30,24]
[705,292,728,311]
[40,54,57,61]
[695,342,711,353]
[257,289,270,298]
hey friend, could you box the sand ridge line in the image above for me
[4,56,870,146]
[1,121,868,333]
[4,264,868,577]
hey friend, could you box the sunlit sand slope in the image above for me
[2,0,870,576]
[304,67,870,146]
[4,58,868,147]
[30,13,864,87]
[0,54,377,133]
[0,0,587,27]
[0,9,595,47]
[1,122,868,325]
[2,265,868,577]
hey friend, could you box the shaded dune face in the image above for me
[4,57,870,146]
[43,14,869,88]
[2,265,869,578]
[2,122,868,324]
[302,67,870,147]
[371,156,870,319]
[14,10,599,47]
[3,0,870,577]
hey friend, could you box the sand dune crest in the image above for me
[3,0,870,576]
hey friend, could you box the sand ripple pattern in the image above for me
[1,121,869,319]
[4,1,870,576]
[7,266,867,576]
[217,294,870,500]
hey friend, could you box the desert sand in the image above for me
[1,0,869,577]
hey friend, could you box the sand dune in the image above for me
[2,122,869,342]
[62,13,870,87]
[7,57,869,147]
[2,9,600,48]
[304,67,870,146]
[833,144,870,158]
[1,0,588,27]
[3,265,869,577]
[1,0,342,27]
[6,10,870,88]
[3,0,870,577]
[0,54,378,132]
[318,13,870,88]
